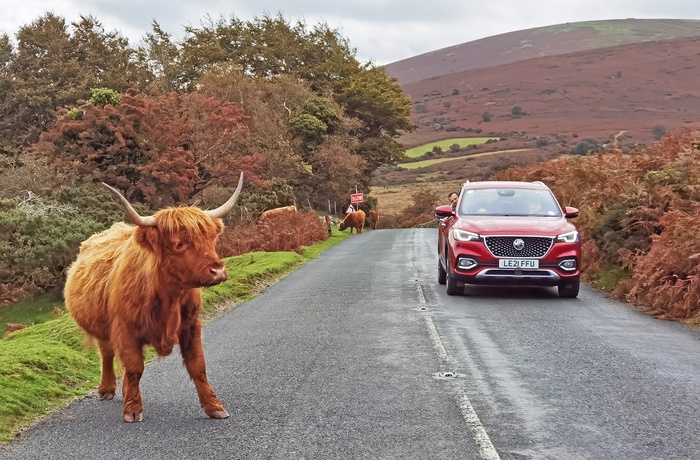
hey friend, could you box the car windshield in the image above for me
[458,188,562,217]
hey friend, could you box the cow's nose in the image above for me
[211,267,227,282]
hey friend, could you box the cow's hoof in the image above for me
[206,409,230,419]
[123,412,144,423]
[98,390,115,401]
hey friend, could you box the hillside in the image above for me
[373,18,700,217]
[398,34,700,149]
[386,18,700,85]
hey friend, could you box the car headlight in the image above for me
[452,229,481,242]
[557,231,579,243]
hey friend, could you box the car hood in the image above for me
[456,216,576,236]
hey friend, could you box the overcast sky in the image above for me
[2,1,700,65]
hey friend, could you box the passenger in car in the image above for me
[448,192,459,210]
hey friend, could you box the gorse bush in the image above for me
[0,208,106,305]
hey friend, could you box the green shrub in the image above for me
[89,87,121,107]
[0,184,129,303]
[0,209,106,300]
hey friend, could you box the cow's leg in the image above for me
[179,302,228,419]
[97,339,116,400]
[114,337,145,423]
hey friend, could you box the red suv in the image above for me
[435,180,581,297]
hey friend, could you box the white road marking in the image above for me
[424,315,501,460]
[458,395,502,460]
[416,283,426,304]
[424,316,448,362]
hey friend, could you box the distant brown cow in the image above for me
[260,205,297,220]
[64,172,243,423]
[369,210,379,230]
[339,210,366,234]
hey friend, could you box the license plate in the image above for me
[499,259,539,269]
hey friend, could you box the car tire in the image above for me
[438,259,447,285]
[558,276,580,298]
[446,272,463,296]
[445,253,464,296]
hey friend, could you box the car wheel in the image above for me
[558,276,580,298]
[445,254,464,296]
[438,258,447,285]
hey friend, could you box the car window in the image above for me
[459,188,561,217]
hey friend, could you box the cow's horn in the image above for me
[101,183,157,227]
[205,171,244,218]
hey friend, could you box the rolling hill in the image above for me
[387,18,700,149]
[373,18,700,217]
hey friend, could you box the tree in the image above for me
[288,97,341,159]
[38,89,258,206]
[69,15,137,92]
[137,21,182,94]
[306,136,366,207]
[172,91,260,192]
[0,13,138,160]
[337,65,414,139]
[178,13,359,93]
[195,66,313,184]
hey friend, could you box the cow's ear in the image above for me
[135,227,162,252]
[213,218,224,234]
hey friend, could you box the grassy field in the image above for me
[399,149,530,169]
[0,228,350,443]
[404,137,500,158]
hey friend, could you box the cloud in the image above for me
[2,0,700,65]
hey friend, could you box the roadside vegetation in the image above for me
[494,129,700,322]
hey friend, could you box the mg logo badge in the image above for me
[513,238,525,251]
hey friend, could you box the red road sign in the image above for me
[351,193,364,204]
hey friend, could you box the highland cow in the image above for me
[64,172,243,422]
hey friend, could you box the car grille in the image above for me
[484,236,554,258]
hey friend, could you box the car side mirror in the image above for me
[564,206,579,218]
[435,204,454,219]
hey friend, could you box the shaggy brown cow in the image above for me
[259,205,297,220]
[339,210,366,234]
[369,210,379,230]
[64,172,243,423]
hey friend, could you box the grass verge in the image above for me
[0,228,349,443]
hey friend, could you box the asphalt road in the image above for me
[2,228,700,460]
